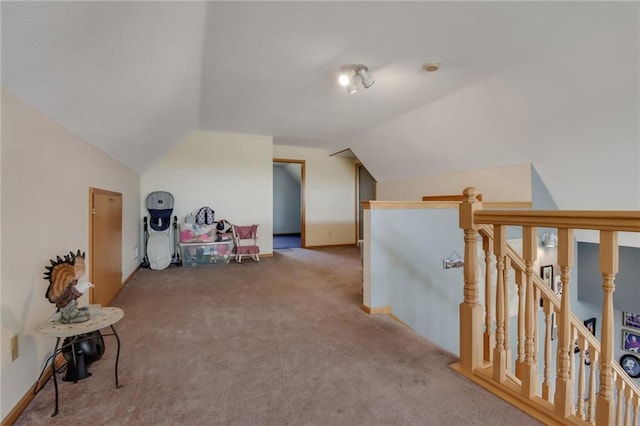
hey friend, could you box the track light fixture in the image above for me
[541,233,558,248]
[338,63,375,94]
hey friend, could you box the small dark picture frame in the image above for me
[584,318,596,337]
[540,265,553,288]
[623,312,640,330]
[620,354,640,378]
[539,265,554,308]
[574,318,597,356]
[623,329,640,353]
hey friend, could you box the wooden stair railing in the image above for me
[457,187,640,426]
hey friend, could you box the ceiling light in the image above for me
[338,73,351,87]
[541,233,558,248]
[338,63,374,94]
[423,62,440,72]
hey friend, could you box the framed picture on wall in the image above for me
[623,329,640,353]
[539,265,553,308]
[579,317,597,365]
[623,312,640,330]
[584,318,596,337]
[573,317,596,356]
[539,265,556,337]
[541,265,553,288]
[620,354,640,378]
[554,276,562,296]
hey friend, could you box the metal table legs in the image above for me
[51,338,61,417]
[50,325,122,417]
[102,325,122,389]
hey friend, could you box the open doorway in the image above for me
[273,159,305,249]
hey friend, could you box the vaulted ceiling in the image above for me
[2,2,638,212]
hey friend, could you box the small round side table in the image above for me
[35,306,124,417]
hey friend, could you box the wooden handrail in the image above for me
[363,201,532,210]
[362,200,459,209]
[475,210,640,232]
[422,194,483,202]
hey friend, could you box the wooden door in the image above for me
[89,188,122,306]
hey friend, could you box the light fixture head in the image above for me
[423,62,440,72]
[346,81,359,94]
[338,72,351,87]
[338,63,374,94]
[356,67,375,88]
[541,233,558,248]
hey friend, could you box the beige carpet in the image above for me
[16,246,540,425]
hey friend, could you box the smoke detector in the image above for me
[423,62,440,72]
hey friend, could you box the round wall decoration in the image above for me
[620,354,640,378]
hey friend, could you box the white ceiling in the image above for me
[2,1,638,211]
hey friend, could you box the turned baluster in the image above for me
[596,230,618,426]
[483,234,494,363]
[624,384,632,426]
[555,228,575,417]
[615,375,624,424]
[589,350,598,424]
[542,298,553,401]
[515,267,525,380]
[576,334,587,420]
[534,286,539,366]
[504,257,511,372]
[493,224,507,382]
[521,226,539,398]
[459,187,483,373]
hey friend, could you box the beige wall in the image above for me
[141,131,274,254]
[376,163,532,202]
[274,145,356,246]
[141,137,357,252]
[0,89,141,419]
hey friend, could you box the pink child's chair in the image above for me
[231,224,260,263]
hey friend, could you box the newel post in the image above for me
[459,187,483,373]
[596,231,618,426]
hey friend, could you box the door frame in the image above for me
[89,187,122,305]
[273,158,306,248]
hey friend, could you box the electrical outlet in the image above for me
[133,246,139,260]
[11,334,19,361]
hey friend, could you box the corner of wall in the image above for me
[530,164,559,210]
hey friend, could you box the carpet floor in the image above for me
[16,246,540,425]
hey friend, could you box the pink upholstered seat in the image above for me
[231,224,260,263]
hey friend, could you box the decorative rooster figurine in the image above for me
[44,250,94,323]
